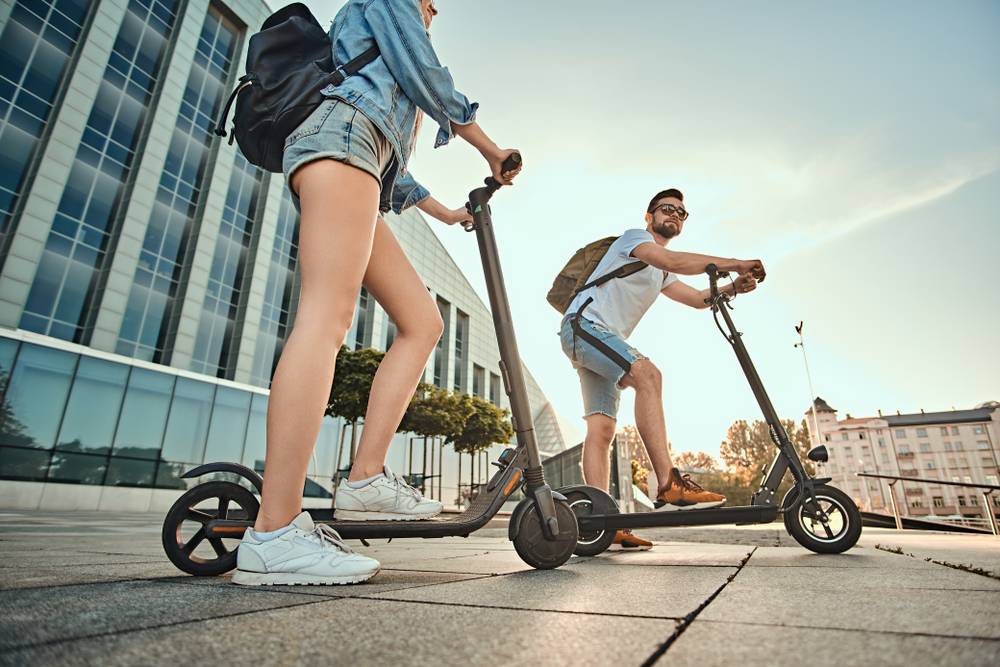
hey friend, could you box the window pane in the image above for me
[0,337,18,394]
[113,368,174,459]
[0,344,76,449]
[47,451,107,484]
[0,446,51,480]
[240,393,267,472]
[105,456,155,486]
[160,377,214,463]
[154,460,192,489]
[204,386,250,463]
[56,357,129,454]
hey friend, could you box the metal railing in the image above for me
[858,472,1000,536]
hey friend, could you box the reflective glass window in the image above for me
[112,367,174,459]
[0,343,76,449]
[160,377,214,464]
[0,337,18,394]
[250,192,299,386]
[56,357,129,454]
[204,386,250,463]
[21,0,181,342]
[0,445,51,481]
[240,393,267,472]
[105,456,155,486]
[0,0,91,245]
[192,154,265,377]
[154,460,191,489]
[118,7,239,361]
[47,450,107,484]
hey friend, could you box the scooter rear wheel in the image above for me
[782,483,862,554]
[512,498,579,569]
[563,488,619,557]
[162,481,259,576]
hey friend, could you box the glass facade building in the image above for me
[0,0,570,512]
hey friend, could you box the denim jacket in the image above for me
[324,0,479,214]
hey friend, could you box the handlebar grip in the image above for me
[501,152,522,174]
[705,263,719,276]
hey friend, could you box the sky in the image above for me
[273,1,1000,459]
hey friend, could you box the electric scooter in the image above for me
[161,153,581,576]
[558,264,863,555]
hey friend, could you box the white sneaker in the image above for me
[334,466,443,520]
[232,511,379,586]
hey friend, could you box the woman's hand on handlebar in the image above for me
[441,206,473,226]
[416,196,472,227]
[488,148,522,186]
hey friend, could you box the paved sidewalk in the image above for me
[0,512,998,666]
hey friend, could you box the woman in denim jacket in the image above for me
[233,0,520,587]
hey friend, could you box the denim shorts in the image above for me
[559,314,645,420]
[282,97,398,213]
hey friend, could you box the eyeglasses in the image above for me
[651,203,688,221]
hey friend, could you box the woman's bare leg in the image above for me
[348,217,444,480]
[254,161,380,532]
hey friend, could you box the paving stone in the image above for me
[747,545,942,569]
[368,564,735,618]
[0,580,318,651]
[567,542,752,567]
[665,620,1000,667]
[701,567,1000,638]
[0,597,675,667]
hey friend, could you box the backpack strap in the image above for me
[569,297,633,374]
[328,44,381,86]
[576,260,648,296]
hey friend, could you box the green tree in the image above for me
[717,418,815,505]
[449,394,513,504]
[398,384,468,494]
[326,346,385,475]
[673,451,720,473]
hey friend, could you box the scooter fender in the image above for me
[181,463,263,495]
[508,490,568,542]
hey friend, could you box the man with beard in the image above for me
[558,188,765,550]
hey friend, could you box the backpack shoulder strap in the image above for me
[574,234,649,296]
[329,44,380,86]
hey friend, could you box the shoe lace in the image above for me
[310,523,352,553]
[388,470,424,507]
[677,473,706,493]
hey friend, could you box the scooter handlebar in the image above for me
[484,152,523,191]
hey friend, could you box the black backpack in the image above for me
[213,3,380,173]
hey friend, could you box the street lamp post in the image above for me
[794,321,821,444]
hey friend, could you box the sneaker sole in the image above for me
[653,499,726,511]
[333,509,442,521]
[232,567,379,586]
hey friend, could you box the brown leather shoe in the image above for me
[656,467,726,511]
[612,529,653,550]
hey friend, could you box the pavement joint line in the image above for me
[691,618,1000,643]
[873,544,1000,581]
[640,546,758,667]
[347,593,685,622]
[156,572,495,598]
[0,594,346,655]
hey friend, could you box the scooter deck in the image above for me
[205,466,520,540]
[576,504,779,532]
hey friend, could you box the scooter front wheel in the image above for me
[511,498,579,569]
[162,481,259,576]
[782,483,862,554]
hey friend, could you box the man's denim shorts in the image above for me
[559,314,645,420]
[282,97,398,213]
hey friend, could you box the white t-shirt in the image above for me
[565,229,678,339]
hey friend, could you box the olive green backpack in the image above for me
[546,236,648,314]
